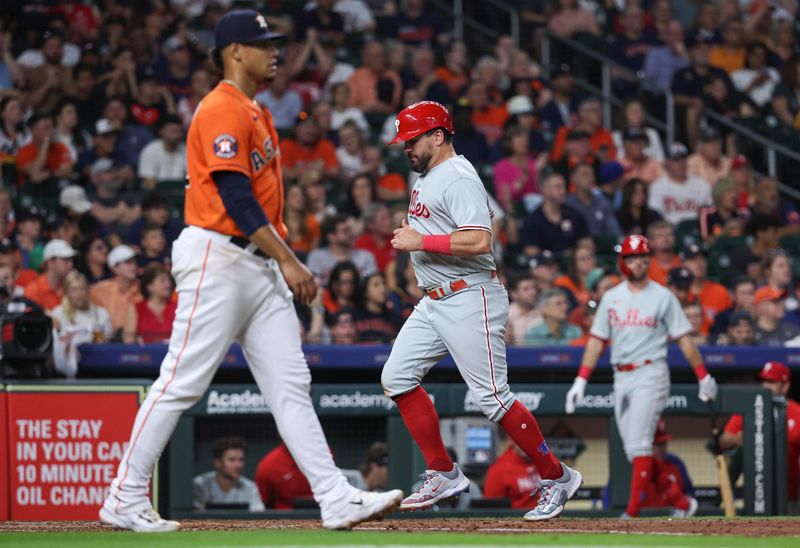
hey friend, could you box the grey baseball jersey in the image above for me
[590,280,692,365]
[407,155,496,289]
[382,154,514,423]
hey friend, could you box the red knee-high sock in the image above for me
[499,400,561,480]
[394,387,452,472]
[626,456,655,517]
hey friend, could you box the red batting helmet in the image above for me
[389,101,454,145]
[618,234,652,278]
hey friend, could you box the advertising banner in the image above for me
[6,385,145,520]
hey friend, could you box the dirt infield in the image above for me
[2,518,800,537]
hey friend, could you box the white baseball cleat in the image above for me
[523,462,583,521]
[671,496,699,518]
[399,463,470,511]
[99,504,181,532]
[321,488,404,530]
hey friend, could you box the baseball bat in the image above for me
[709,402,736,517]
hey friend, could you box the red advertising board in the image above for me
[0,385,8,521]
[6,387,144,520]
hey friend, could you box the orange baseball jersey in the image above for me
[185,81,286,238]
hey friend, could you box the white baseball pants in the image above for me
[613,361,670,460]
[107,226,350,513]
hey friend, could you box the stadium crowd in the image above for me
[1,1,800,377]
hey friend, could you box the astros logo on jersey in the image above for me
[213,134,238,159]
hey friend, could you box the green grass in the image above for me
[2,530,800,548]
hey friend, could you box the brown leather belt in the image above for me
[427,271,497,300]
[614,359,653,372]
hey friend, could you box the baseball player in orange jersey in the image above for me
[100,9,402,532]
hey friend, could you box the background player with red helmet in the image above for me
[384,101,582,521]
[564,234,718,518]
[99,9,402,532]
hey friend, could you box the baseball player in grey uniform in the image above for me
[384,101,582,521]
[564,234,718,518]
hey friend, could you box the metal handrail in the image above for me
[430,0,520,46]
[542,31,800,195]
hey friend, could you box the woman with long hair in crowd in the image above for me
[75,237,112,284]
[0,97,30,184]
[343,173,378,220]
[54,100,91,163]
[353,271,401,343]
[386,252,424,320]
[284,183,320,257]
[699,175,745,242]
[493,124,540,214]
[615,177,663,235]
[51,271,112,378]
[323,261,359,316]
[134,263,176,344]
[762,249,793,294]
[554,240,597,308]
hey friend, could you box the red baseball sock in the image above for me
[626,456,654,517]
[394,386,452,472]
[499,400,561,480]
[674,495,691,511]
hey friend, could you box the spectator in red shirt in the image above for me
[24,239,76,310]
[354,203,396,272]
[483,428,540,509]
[134,263,176,343]
[255,443,313,509]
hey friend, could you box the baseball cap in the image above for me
[731,154,750,170]
[759,361,790,383]
[653,418,672,444]
[699,126,721,142]
[668,266,694,289]
[43,239,77,261]
[682,243,706,260]
[667,142,690,160]
[507,95,535,116]
[598,161,625,184]
[754,286,787,305]
[622,127,649,142]
[728,309,753,327]
[16,207,43,223]
[94,118,119,136]
[551,63,572,78]
[215,9,286,52]
[108,245,137,267]
[90,158,118,178]
[529,250,557,269]
[60,185,92,214]
[162,35,188,54]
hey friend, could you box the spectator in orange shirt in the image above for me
[89,244,141,342]
[284,184,321,255]
[464,81,508,146]
[647,220,681,286]
[709,19,745,74]
[682,243,733,335]
[280,113,340,186]
[15,112,74,218]
[550,98,616,164]
[435,39,470,101]
[23,239,76,311]
[347,41,402,114]
[354,203,396,273]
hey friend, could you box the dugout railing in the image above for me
[167,383,783,520]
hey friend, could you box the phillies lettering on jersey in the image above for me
[406,155,495,289]
[590,280,692,365]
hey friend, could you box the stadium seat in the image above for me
[707,236,747,285]
[675,219,701,251]
[592,235,622,256]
